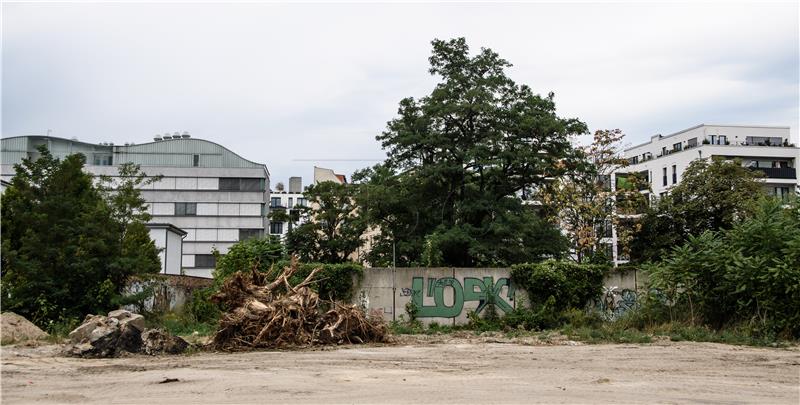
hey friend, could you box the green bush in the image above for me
[644,198,800,338]
[212,236,285,282]
[511,260,608,311]
[183,286,220,324]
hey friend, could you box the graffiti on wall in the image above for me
[409,276,516,318]
[594,286,638,320]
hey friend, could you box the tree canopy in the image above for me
[285,181,367,264]
[631,158,765,263]
[355,38,584,267]
[1,147,161,328]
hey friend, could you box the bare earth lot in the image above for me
[2,339,799,404]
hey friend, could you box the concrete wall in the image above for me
[356,267,643,325]
[126,275,213,313]
[356,268,527,325]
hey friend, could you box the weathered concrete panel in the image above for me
[357,267,527,325]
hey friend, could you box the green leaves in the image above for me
[213,236,285,282]
[360,37,582,267]
[285,181,367,264]
[1,147,162,328]
[644,198,800,337]
[632,158,766,263]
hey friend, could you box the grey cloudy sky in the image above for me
[3,1,798,183]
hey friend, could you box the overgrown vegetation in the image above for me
[642,197,800,339]
[1,147,161,330]
[511,260,607,311]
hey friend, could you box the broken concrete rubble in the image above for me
[65,310,188,358]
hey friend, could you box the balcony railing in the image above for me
[753,167,797,179]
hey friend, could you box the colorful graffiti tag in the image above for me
[594,286,638,320]
[410,276,516,318]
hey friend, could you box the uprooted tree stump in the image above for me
[210,259,387,350]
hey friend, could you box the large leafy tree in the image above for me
[285,181,367,263]
[541,129,648,263]
[631,158,765,263]
[1,147,161,327]
[356,38,584,267]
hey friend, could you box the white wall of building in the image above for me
[611,124,799,265]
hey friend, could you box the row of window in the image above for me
[139,177,266,191]
[219,177,265,191]
[172,202,265,216]
[269,196,308,208]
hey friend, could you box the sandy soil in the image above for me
[2,338,799,404]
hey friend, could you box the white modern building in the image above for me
[268,176,308,238]
[1,134,270,278]
[608,124,799,265]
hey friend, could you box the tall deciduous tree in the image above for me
[285,181,367,263]
[541,129,648,263]
[356,38,582,267]
[1,147,162,327]
[631,158,765,263]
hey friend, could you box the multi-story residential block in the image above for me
[609,124,799,265]
[268,176,308,238]
[1,134,270,278]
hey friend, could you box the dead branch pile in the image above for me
[211,260,387,350]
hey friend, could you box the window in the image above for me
[239,229,263,241]
[746,136,782,146]
[662,167,667,186]
[672,165,677,184]
[195,254,216,268]
[219,178,265,191]
[193,154,199,167]
[270,197,281,208]
[288,197,294,208]
[718,135,727,145]
[175,202,197,216]
[774,187,791,201]
[661,146,667,156]
[297,198,307,207]
[687,138,697,148]
[93,154,113,166]
[269,222,283,234]
[673,142,682,152]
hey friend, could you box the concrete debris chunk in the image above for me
[65,310,188,358]
[141,329,189,355]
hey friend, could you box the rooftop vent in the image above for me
[154,136,162,141]
[181,131,191,138]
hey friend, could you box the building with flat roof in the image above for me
[268,176,308,238]
[608,124,799,265]
[1,134,270,278]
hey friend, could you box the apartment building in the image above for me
[608,124,799,265]
[268,176,308,238]
[1,134,270,278]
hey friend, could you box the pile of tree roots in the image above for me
[211,260,387,350]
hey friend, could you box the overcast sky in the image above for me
[3,1,798,184]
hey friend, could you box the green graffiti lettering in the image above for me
[409,276,516,318]
[412,276,463,317]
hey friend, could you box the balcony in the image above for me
[753,167,796,179]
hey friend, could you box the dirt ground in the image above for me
[2,337,799,404]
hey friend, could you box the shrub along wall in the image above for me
[510,260,608,311]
